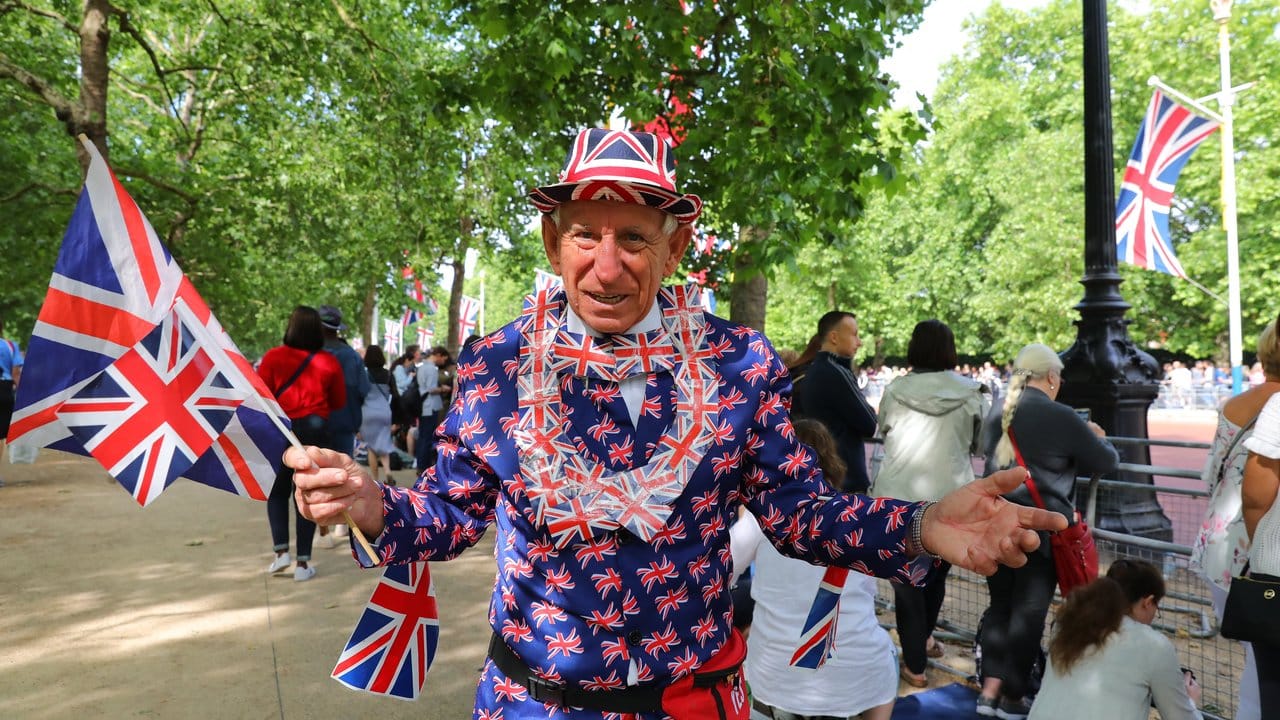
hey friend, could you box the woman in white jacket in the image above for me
[873,319,988,687]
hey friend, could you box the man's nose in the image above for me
[593,234,624,282]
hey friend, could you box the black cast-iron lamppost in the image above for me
[1056,0,1173,541]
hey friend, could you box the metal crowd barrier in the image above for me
[869,434,1244,719]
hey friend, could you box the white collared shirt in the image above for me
[563,301,661,428]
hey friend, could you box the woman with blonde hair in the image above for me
[1191,313,1280,720]
[975,342,1118,719]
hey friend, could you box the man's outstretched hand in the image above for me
[286,445,386,540]
[921,468,1068,575]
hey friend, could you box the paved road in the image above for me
[0,452,492,720]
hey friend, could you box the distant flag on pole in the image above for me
[9,137,289,506]
[457,295,481,345]
[401,267,426,326]
[1115,90,1220,279]
[534,269,562,294]
[416,326,433,349]
[383,319,403,356]
[332,562,439,700]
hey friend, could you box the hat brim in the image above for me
[528,180,702,224]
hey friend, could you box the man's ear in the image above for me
[541,214,561,274]
[662,224,694,277]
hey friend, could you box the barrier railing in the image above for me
[870,434,1243,719]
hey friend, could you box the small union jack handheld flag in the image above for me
[790,565,849,669]
[1115,89,1220,279]
[332,562,439,700]
[8,136,290,506]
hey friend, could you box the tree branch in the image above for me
[109,7,189,139]
[0,182,79,204]
[0,1,79,34]
[0,51,75,117]
[114,167,199,204]
[330,0,387,53]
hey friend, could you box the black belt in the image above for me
[487,633,664,712]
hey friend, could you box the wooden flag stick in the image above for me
[253,396,380,562]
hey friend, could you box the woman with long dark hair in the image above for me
[1029,560,1200,719]
[256,306,345,581]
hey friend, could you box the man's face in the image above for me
[826,316,862,358]
[431,352,447,367]
[542,201,692,334]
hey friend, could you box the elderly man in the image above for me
[289,128,1063,719]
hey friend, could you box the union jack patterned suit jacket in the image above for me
[363,286,928,716]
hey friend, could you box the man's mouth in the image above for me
[586,292,626,305]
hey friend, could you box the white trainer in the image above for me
[294,565,316,582]
[267,553,291,574]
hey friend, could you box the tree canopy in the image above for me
[3,0,1275,367]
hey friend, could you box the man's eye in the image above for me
[621,233,649,247]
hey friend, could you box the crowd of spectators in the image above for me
[852,357,1266,412]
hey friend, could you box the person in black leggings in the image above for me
[976,343,1118,719]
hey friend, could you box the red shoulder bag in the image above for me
[1008,428,1099,597]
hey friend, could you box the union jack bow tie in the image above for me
[550,329,677,382]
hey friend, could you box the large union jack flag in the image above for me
[332,562,439,700]
[8,137,290,506]
[1115,90,1220,279]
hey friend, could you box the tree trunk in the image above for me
[729,225,769,332]
[75,0,112,169]
[446,217,474,357]
[359,280,378,350]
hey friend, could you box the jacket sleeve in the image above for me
[1066,410,1119,475]
[356,354,498,566]
[739,348,929,584]
[324,357,347,413]
[1147,634,1203,720]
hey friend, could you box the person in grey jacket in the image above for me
[974,342,1118,720]
[874,319,989,687]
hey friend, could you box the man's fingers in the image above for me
[1015,528,1042,553]
[975,467,1030,496]
[1016,505,1068,532]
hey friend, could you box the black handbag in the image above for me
[1220,563,1280,645]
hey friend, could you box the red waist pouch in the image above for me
[661,629,749,720]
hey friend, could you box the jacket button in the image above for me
[627,630,643,645]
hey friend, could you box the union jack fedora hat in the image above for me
[528,128,703,224]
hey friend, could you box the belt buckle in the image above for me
[525,674,567,706]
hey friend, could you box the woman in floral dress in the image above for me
[1192,313,1280,720]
